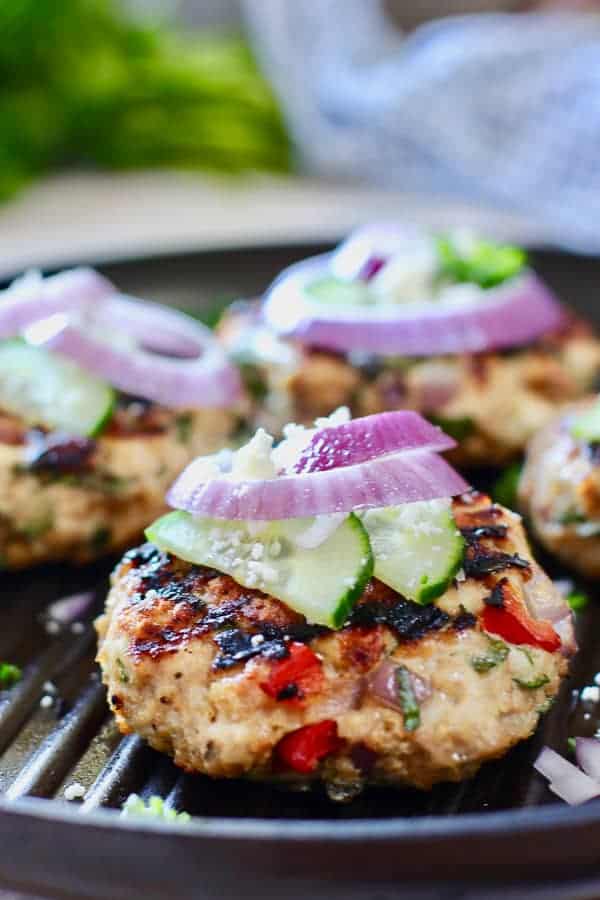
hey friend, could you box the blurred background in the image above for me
[1,0,599,277]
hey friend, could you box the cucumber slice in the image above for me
[361,499,464,604]
[0,340,115,437]
[571,400,600,442]
[146,511,373,629]
[306,276,371,306]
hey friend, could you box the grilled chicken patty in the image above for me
[220,303,600,466]
[0,399,234,568]
[97,492,574,792]
[519,400,600,577]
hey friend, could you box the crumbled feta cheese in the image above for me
[229,428,276,480]
[250,634,265,647]
[64,782,86,801]
[43,681,57,695]
[40,695,54,709]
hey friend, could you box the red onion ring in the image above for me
[167,448,468,521]
[0,268,114,339]
[368,659,432,711]
[27,307,242,409]
[262,254,565,356]
[293,411,455,474]
[534,746,600,805]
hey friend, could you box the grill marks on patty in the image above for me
[117,494,533,671]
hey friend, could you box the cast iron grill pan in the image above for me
[1,245,600,900]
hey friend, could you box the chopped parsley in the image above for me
[513,674,550,690]
[116,658,129,684]
[470,637,509,673]
[121,794,190,823]
[436,235,527,289]
[0,662,22,690]
[567,591,589,612]
[395,665,420,732]
[175,413,193,445]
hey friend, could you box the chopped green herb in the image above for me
[429,415,475,443]
[559,510,587,526]
[239,364,268,403]
[513,674,550,690]
[436,236,527,289]
[116,658,129,684]
[470,637,509,672]
[517,647,534,666]
[121,794,190,823]
[537,696,555,715]
[491,463,523,510]
[0,662,22,690]
[567,591,589,612]
[89,525,112,552]
[175,413,193,445]
[395,665,420,732]
[567,736,577,754]
[20,511,54,540]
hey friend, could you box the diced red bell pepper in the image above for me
[276,720,342,774]
[482,582,560,653]
[260,642,323,702]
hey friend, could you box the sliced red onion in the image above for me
[263,255,565,356]
[47,591,95,625]
[26,302,242,409]
[0,268,114,339]
[524,572,577,657]
[368,659,432,711]
[292,411,455,474]
[575,738,600,780]
[534,746,600,805]
[168,447,468,521]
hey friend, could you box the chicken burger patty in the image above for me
[220,303,600,468]
[0,397,234,569]
[519,398,600,578]
[97,492,574,792]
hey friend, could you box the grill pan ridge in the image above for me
[1,244,600,899]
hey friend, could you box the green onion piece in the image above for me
[513,674,550,690]
[0,662,22,690]
[470,637,509,673]
[395,665,420,732]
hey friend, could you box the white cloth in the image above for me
[243,1,600,253]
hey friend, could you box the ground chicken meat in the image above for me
[519,398,600,577]
[0,399,235,569]
[219,303,600,467]
[96,492,574,792]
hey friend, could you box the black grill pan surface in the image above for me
[1,243,600,900]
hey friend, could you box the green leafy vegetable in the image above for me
[395,665,420,732]
[0,0,290,202]
[0,662,22,689]
[436,235,527,289]
[513,674,550,690]
[121,793,190,823]
[491,463,523,510]
[470,637,509,673]
[567,590,589,612]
